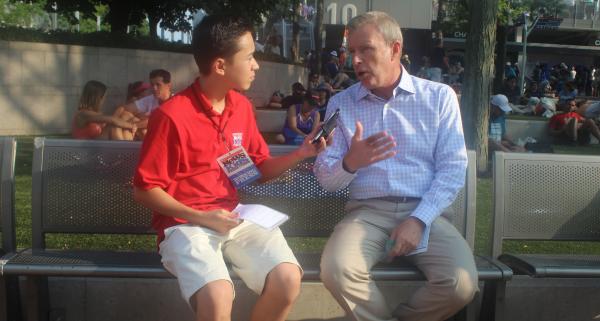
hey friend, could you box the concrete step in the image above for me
[15,276,600,321]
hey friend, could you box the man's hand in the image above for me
[198,209,241,234]
[343,121,397,173]
[296,121,328,159]
[387,217,425,259]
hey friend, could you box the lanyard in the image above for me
[192,84,232,151]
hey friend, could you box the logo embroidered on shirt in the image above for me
[232,133,243,147]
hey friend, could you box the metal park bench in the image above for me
[3,138,510,321]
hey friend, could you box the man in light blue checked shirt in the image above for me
[314,11,478,321]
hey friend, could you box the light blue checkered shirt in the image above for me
[314,69,467,230]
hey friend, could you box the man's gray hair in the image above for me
[347,11,403,45]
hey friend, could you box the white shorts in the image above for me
[159,221,301,306]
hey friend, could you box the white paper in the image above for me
[407,225,430,256]
[234,203,289,230]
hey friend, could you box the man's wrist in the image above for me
[408,216,426,229]
[342,157,357,173]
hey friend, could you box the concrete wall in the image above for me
[0,40,307,135]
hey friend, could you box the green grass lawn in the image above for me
[10,136,600,256]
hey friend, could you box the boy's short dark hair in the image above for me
[149,69,171,83]
[192,14,254,75]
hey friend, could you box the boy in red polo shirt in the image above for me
[133,15,326,321]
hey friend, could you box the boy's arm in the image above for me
[133,187,240,234]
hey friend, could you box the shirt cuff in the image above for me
[410,199,440,227]
[329,159,358,189]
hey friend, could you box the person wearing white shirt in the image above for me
[314,11,477,321]
[124,69,173,116]
[122,69,173,138]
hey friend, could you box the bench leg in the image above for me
[1,275,23,321]
[24,276,49,321]
[479,279,506,321]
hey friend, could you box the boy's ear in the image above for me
[213,58,226,76]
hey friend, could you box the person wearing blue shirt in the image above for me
[489,94,526,153]
[314,11,477,321]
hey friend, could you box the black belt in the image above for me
[373,196,421,203]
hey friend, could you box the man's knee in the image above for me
[264,263,302,305]
[320,254,363,293]
[436,268,478,310]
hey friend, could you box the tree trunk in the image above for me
[291,1,301,63]
[107,2,132,34]
[460,0,499,174]
[493,25,507,93]
[292,18,300,62]
[148,13,159,40]
[436,0,446,31]
[314,0,324,74]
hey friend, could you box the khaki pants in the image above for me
[320,199,478,321]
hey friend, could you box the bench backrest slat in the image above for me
[1,137,17,252]
[492,151,600,258]
[32,138,476,250]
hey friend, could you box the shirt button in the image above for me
[384,103,389,109]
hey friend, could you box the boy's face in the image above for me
[223,32,260,91]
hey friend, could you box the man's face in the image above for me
[150,76,171,102]
[490,105,502,118]
[223,32,260,91]
[348,23,401,91]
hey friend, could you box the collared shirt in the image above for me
[133,80,270,242]
[314,68,467,228]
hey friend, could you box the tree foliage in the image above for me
[0,0,48,28]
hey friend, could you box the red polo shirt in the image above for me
[133,80,270,242]
[549,111,584,130]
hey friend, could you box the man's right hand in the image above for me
[199,209,241,234]
[342,121,397,173]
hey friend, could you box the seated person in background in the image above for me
[540,80,556,98]
[500,76,521,104]
[121,69,173,139]
[577,100,600,122]
[325,51,340,79]
[267,90,285,108]
[276,91,321,145]
[331,70,356,90]
[524,81,542,99]
[558,81,578,103]
[307,72,321,91]
[123,69,173,116]
[489,94,527,152]
[281,82,306,109]
[316,87,330,119]
[534,97,557,118]
[126,81,151,104]
[549,99,600,145]
[72,80,138,140]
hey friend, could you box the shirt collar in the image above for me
[354,66,416,101]
[192,78,233,118]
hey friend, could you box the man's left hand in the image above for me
[387,217,425,259]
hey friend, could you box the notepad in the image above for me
[234,204,289,231]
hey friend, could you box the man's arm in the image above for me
[410,86,467,227]
[122,102,141,115]
[389,86,467,258]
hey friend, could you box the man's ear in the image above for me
[391,41,402,61]
[213,58,226,76]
